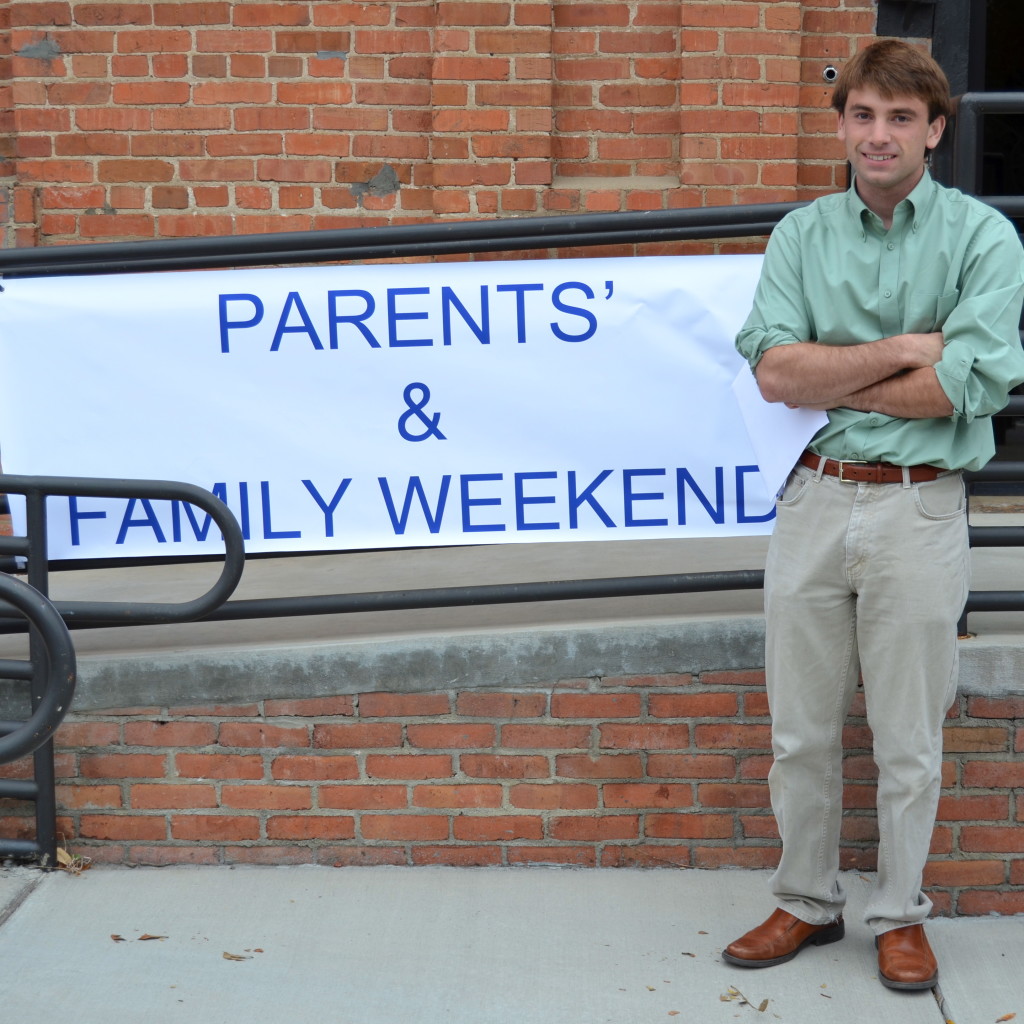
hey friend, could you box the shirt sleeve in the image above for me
[735,214,812,369]
[934,214,1024,422]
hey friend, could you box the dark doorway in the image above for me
[932,0,1024,201]
[979,1,1024,200]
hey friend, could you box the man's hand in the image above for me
[902,332,945,369]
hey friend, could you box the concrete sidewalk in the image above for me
[0,864,1019,1024]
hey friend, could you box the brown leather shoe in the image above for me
[876,925,938,990]
[722,908,844,968]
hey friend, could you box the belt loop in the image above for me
[813,454,827,482]
[901,465,911,488]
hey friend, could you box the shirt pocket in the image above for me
[904,289,960,333]
[905,288,958,331]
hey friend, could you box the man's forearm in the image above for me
[827,367,954,419]
[754,332,945,405]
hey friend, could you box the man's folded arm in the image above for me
[799,366,955,419]
[753,331,946,407]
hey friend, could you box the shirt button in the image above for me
[883,289,892,298]
[887,242,895,250]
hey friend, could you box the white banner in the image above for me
[0,255,814,560]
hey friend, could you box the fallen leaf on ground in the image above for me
[720,986,769,1011]
[996,1015,1016,1022]
[56,846,91,875]
[681,951,696,957]
[110,935,125,943]
[222,952,252,961]
[138,934,167,941]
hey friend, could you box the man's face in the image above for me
[837,87,945,204]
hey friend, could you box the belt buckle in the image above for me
[836,460,868,483]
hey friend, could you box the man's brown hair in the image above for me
[831,38,951,123]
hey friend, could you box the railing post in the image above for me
[25,488,57,866]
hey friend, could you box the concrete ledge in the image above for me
[956,633,1024,698]
[71,615,1024,711]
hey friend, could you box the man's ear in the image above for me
[926,115,946,151]
[836,111,846,142]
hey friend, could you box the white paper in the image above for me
[731,366,828,498]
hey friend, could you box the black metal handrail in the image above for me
[0,573,75,765]
[0,196,1019,282]
[0,546,77,865]
[0,463,1016,632]
[153,569,768,625]
[0,202,806,278]
[952,92,1024,199]
[962,458,1024,628]
[0,475,242,864]
[0,475,245,625]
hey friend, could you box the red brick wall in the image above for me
[2,673,1021,916]
[3,0,880,249]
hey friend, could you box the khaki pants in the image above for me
[763,458,968,935]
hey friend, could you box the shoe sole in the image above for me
[877,972,938,991]
[721,919,845,968]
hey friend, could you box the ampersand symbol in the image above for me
[398,382,447,442]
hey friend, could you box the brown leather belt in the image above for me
[798,450,947,484]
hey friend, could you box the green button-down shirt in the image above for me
[736,171,1024,471]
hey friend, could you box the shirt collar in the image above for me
[846,168,937,236]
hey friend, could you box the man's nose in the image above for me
[869,120,891,144]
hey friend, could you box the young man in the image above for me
[725,39,1024,991]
